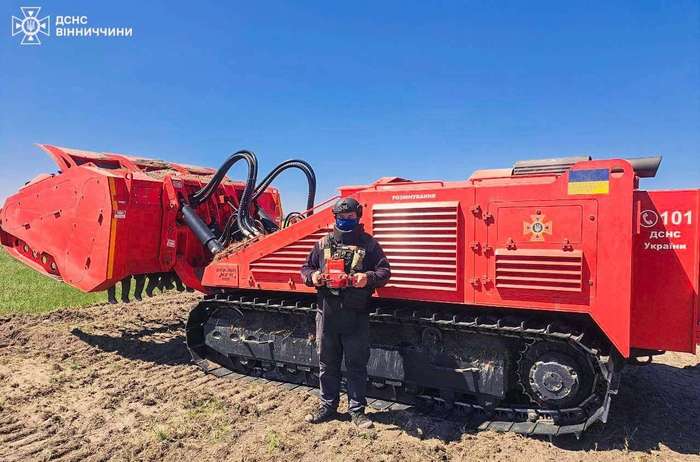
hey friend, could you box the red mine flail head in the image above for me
[0,145,283,294]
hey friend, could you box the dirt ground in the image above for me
[0,293,698,462]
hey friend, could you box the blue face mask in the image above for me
[335,217,358,231]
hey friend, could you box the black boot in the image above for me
[350,411,373,429]
[304,406,337,424]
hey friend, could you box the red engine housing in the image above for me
[202,160,699,358]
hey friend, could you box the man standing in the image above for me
[300,197,391,429]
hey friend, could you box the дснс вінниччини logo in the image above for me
[11,7,50,45]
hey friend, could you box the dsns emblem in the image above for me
[11,7,50,45]
[523,214,553,242]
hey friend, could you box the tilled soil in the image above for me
[0,293,698,461]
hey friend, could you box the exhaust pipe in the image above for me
[625,156,662,178]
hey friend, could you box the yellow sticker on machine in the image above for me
[107,177,118,279]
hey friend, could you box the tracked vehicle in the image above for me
[1,145,698,436]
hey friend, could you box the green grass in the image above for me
[149,394,233,444]
[0,249,105,315]
[265,430,281,452]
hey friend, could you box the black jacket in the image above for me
[300,228,391,311]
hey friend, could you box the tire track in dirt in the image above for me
[1,292,698,461]
[0,294,199,461]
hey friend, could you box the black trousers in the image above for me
[315,301,370,413]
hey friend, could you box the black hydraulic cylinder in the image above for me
[181,204,224,255]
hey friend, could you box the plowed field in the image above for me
[1,293,698,461]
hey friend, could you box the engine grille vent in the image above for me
[512,156,591,176]
[494,249,583,292]
[250,228,331,275]
[372,202,459,292]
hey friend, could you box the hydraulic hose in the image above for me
[283,211,305,228]
[186,153,317,247]
[252,159,317,216]
[217,200,241,245]
[187,150,259,241]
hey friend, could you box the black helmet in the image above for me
[332,197,362,218]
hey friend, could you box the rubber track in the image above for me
[187,293,622,437]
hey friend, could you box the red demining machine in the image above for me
[1,144,698,436]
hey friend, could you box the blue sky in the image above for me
[1,1,698,211]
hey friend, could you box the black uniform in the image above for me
[300,226,391,413]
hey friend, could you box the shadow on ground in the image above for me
[71,322,190,366]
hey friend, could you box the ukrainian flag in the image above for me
[567,168,610,195]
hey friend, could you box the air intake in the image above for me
[250,228,331,276]
[372,201,459,292]
[512,157,591,176]
[494,249,583,292]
